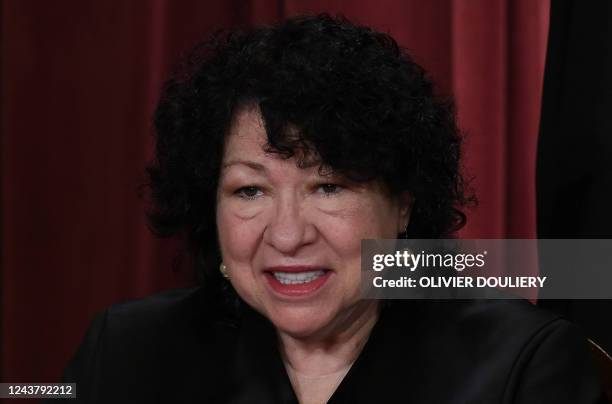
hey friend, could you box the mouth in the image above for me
[272,270,327,284]
[263,266,333,298]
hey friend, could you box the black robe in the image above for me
[59,287,606,403]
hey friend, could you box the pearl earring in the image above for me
[219,262,230,279]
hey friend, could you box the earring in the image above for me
[219,262,230,279]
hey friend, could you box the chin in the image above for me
[266,304,336,338]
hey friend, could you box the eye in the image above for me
[235,186,263,200]
[317,183,342,196]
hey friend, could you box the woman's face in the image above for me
[216,106,411,338]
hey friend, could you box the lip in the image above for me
[263,265,333,299]
[264,265,329,273]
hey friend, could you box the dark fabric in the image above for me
[536,0,612,352]
[57,288,606,403]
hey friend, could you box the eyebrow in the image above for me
[221,160,267,173]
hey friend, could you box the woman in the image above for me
[62,15,606,403]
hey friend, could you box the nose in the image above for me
[263,192,316,255]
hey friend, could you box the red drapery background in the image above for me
[1,0,549,384]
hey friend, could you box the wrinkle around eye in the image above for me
[235,186,264,200]
[314,183,346,198]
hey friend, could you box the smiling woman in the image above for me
[216,104,409,343]
[215,104,411,401]
[58,14,606,404]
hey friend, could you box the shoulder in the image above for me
[91,287,231,354]
[375,299,605,403]
[386,298,567,352]
[423,298,563,339]
[63,287,238,403]
[414,298,590,368]
[102,287,215,334]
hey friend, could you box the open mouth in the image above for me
[272,270,327,285]
[264,268,333,297]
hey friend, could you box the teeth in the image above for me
[273,270,326,285]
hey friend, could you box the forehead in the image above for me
[222,106,303,179]
[221,106,391,195]
[223,105,322,169]
[223,105,267,156]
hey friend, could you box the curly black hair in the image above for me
[147,14,472,290]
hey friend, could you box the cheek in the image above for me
[216,205,262,263]
[216,205,265,307]
[364,211,400,238]
[314,205,396,271]
[319,198,398,242]
[363,195,401,237]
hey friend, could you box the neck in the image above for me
[277,300,380,377]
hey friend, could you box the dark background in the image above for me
[6,0,604,387]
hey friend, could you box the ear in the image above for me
[397,191,414,234]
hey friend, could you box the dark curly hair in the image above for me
[147,14,472,291]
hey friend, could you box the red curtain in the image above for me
[0,0,549,384]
